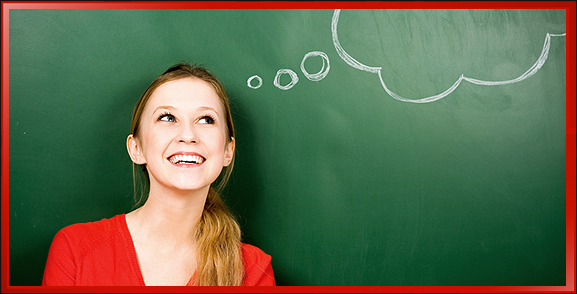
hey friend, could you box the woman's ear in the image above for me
[224,137,235,167]
[127,134,146,165]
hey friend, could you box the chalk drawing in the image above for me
[248,51,330,90]
[247,75,263,89]
[274,69,299,90]
[331,9,566,103]
[301,51,331,82]
[248,10,565,94]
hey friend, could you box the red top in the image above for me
[42,214,275,286]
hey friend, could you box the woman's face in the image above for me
[127,77,234,194]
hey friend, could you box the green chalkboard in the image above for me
[9,8,567,286]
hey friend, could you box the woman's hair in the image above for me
[130,63,243,286]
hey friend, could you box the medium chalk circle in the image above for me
[273,69,299,90]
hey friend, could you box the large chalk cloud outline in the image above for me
[331,9,567,103]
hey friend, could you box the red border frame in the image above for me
[1,1,575,293]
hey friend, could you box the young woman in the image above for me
[42,63,275,286]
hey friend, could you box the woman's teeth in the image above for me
[169,154,205,164]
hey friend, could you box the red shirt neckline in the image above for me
[116,214,197,286]
[115,214,147,286]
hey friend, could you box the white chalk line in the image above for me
[332,9,566,103]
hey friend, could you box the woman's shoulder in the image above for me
[59,214,123,236]
[53,214,125,253]
[240,243,271,261]
[240,243,275,286]
[240,243,271,270]
[43,214,137,286]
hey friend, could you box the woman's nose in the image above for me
[177,123,198,143]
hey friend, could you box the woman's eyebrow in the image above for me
[153,106,175,113]
[152,106,219,116]
[197,106,219,115]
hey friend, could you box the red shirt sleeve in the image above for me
[42,228,77,286]
[241,243,276,286]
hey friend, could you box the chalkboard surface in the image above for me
[9,8,567,286]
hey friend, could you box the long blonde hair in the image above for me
[130,63,243,286]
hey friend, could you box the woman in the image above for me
[42,63,275,286]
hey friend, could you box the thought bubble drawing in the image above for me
[331,9,567,103]
[248,50,331,90]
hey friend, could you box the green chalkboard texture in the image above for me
[9,9,566,286]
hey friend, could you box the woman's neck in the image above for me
[126,185,209,250]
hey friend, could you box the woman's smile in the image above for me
[167,152,206,167]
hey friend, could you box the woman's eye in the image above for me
[198,116,215,124]
[158,114,176,122]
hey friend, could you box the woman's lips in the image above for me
[167,153,206,166]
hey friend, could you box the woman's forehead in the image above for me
[146,78,224,113]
